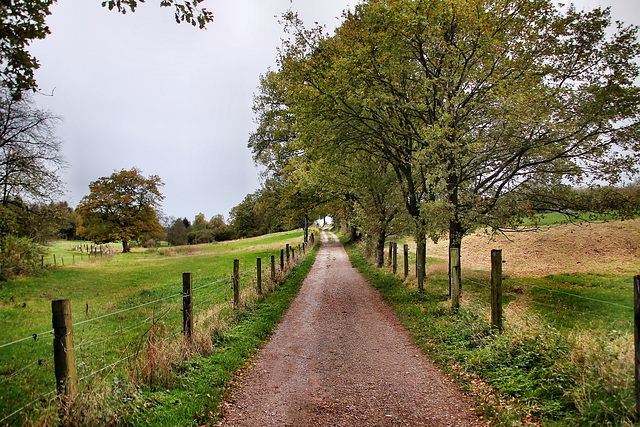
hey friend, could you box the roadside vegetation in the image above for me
[343,217,638,426]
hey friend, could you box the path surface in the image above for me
[219,231,482,426]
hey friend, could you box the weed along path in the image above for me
[219,231,481,426]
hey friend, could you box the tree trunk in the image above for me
[122,240,130,253]
[415,232,426,293]
[350,225,359,242]
[376,231,386,268]
[304,214,309,243]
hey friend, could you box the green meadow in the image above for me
[0,229,309,425]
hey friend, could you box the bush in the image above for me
[0,235,45,280]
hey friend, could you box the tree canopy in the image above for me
[77,167,164,252]
[251,0,640,291]
[0,0,213,97]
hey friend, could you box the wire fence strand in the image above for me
[505,277,633,310]
[0,330,54,349]
[192,275,232,292]
[75,292,183,327]
[502,290,633,324]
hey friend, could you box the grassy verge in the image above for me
[122,243,319,426]
[344,239,635,426]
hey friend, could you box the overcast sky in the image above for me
[28,0,639,223]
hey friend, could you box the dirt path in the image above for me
[219,231,481,426]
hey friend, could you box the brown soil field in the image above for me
[422,218,640,278]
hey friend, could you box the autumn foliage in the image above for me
[77,168,164,252]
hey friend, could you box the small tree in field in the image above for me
[77,168,164,252]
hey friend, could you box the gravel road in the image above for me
[219,231,482,426]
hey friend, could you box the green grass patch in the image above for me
[344,240,636,426]
[522,212,618,227]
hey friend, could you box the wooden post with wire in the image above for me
[271,255,276,283]
[450,247,460,310]
[257,258,262,295]
[233,259,240,309]
[634,275,640,419]
[403,244,409,279]
[52,299,78,398]
[182,272,193,340]
[280,249,284,271]
[491,250,503,332]
[392,242,398,274]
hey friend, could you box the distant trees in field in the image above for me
[164,213,232,246]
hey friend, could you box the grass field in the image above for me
[0,230,309,425]
[349,218,639,425]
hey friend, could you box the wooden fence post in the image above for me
[280,249,284,271]
[286,244,290,264]
[389,242,393,266]
[404,244,409,279]
[491,250,503,332]
[392,242,398,274]
[634,275,640,419]
[450,247,460,310]
[52,299,78,398]
[257,258,262,295]
[416,239,426,293]
[182,273,193,339]
[271,255,276,282]
[53,254,57,267]
[233,259,240,309]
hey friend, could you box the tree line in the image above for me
[247,0,640,292]
[2,0,640,286]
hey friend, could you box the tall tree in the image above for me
[249,69,330,242]
[0,87,64,204]
[229,193,259,239]
[166,217,188,246]
[306,140,405,267]
[76,167,164,252]
[209,214,231,241]
[0,87,64,276]
[277,0,640,292]
[0,0,213,97]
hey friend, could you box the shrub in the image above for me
[0,235,45,280]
